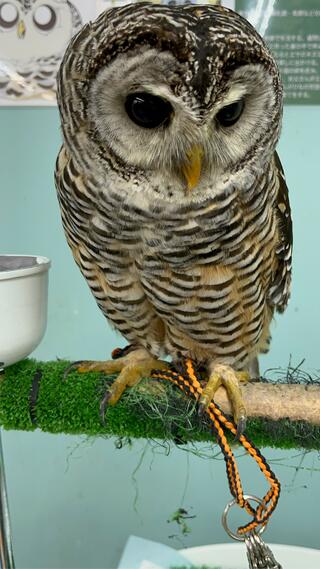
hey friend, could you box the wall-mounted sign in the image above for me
[237,0,320,104]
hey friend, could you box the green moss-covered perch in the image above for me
[1,359,320,450]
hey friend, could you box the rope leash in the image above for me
[150,358,281,536]
[111,347,280,535]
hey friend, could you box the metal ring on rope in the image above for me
[221,494,267,542]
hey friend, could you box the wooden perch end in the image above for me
[0,359,319,450]
[214,381,320,426]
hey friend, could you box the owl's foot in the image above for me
[64,348,168,422]
[199,364,250,437]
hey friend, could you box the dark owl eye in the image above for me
[216,99,245,127]
[0,2,18,28]
[125,92,173,129]
[33,4,57,31]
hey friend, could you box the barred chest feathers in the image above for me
[56,147,280,367]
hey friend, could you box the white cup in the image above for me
[0,255,51,367]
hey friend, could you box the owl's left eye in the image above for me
[216,99,245,127]
[125,92,173,129]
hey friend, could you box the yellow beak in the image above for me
[181,145,204,191]
[17,20,26,39]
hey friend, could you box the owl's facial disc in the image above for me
[88,45,280,195]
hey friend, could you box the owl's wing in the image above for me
[267,151,293,313]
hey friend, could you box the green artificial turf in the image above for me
[0,359,319,449]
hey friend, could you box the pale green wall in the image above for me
[1,105,320,568]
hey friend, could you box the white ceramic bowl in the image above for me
[182,542,320,569]
[0,255,51,367]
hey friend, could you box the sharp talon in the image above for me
[63,360,86,380]
[99,391,112,424]
[198,404,206,417]
[198,397,209,416]
[236,415,247,440]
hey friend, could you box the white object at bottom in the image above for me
[182,543,320,569]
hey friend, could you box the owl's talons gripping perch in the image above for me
[198,364,250,438]
[64,348,168,423]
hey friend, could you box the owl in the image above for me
[55,3,292,432]
[0,0,82,100]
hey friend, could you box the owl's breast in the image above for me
[135,194,235,273]
[57,149,279,366]
[134,186,278,366]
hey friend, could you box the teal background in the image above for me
[1,105,320,568]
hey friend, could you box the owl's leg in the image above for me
[200,363,252,437]
[65,348,168,420]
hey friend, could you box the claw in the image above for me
[198,395,210,417]
[63,360,87,380]
[99,390,112,424]
[235,414,247,440]
[198,404,205,417]
[202,364,250,434]
[64,350,168,425]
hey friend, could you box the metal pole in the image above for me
[0,368,15,569]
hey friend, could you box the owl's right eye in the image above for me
[125,92,173,129]
[33,4,57,31]
[0,3,18,28]
[216,99,245,127]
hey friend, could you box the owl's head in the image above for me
[0,0,80,61]
[60,3,283,193]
